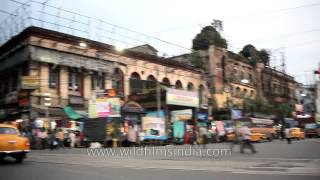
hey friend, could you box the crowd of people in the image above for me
[22,128,83,150]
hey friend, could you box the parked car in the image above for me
[290,128,305,140]
[0,124,30,163]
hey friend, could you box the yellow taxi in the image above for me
[226,132,266,142]
[250,127,276,141]
[0,124,30,163]
[290,128,305,140]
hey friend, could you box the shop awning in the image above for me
[63,106,83,120]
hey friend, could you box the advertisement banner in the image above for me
[88,97,121,118]
[142,116,166,140]
[21,76,40,89]
[231,109,242,119]
[216,121,225,136]
[171,109,192,139]
[170,109,192,122]
[106,98,121,117]
[146,110,165,118]
[197,112,208,122]
[166,88,199,107]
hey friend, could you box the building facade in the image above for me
[0,27,209,121]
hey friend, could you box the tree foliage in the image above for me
[188,50,207,70]
[274,103,292,118]
[239,44,270,66]
[242,96,272,115]
[192,26,228,50]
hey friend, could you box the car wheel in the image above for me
[15,154,25,163]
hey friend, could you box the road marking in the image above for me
[232,170,320,176]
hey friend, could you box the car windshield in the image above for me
[0,127,18,135]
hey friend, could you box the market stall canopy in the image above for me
[63,106,83,120]
[122,101,145,113]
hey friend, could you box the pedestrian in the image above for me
[128,125,137,147]
[199,126,208,148]
[230,127,241,152]
[48,131,58,150]
[240,126,256,154]
[55,129,64,148]
[39,128,48,149]
[69,130,76,148]
[285,128,292,144]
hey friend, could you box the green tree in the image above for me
[242,96,272,115]
[192,26,228,50]
[258,49,270,66]
[188,50,207,70]
[239,44,270,66]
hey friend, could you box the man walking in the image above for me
[285,127,292,144]
[240,126,256,154]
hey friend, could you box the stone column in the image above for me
[255,62,265,98]
[83,73,91,100]
[124,74,130,101]
[59,66,68,106]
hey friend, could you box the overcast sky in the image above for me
[2,0,320,84]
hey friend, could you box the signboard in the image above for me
[88,97,121,118]
[197,112,208,122]
[95,98,110,117]
[166,88,199,107]
[21,76,40,89]
[95,89,116,98]
[171,109,192,139]
[171,109,192,122]
[216,121,225,136]
[142,117,166,140]
[251,118,274,125]
[69,95,84,105]
[146,110,165,118]
[106,98,121,117]
[231,109,242,119]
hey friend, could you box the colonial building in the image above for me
[171,45,297,113]
[0,26,209,121]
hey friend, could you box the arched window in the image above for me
[162,77,170,86]
[112,68,124,97]
[187,82,194,91]
[147,75,156,82]
[175,80,183,89]
[250,90,254,97]
[243,89,248,96]
[130,72,141,80]
[146,75,157,90]
[130,72,142,94]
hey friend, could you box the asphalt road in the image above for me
[1,139,320,180]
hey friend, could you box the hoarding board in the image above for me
[142,116,166,140]
[166,88,199,107]
[88,97,121,118]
